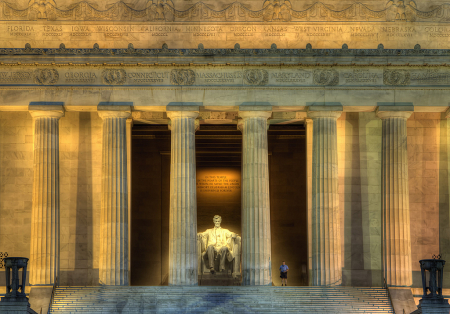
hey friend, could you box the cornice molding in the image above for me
[1,43,450,58]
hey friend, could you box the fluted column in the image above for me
[239,109,272,286]
[98,105,131,286]
[377,108,413,287]
[167,109,199,286]
[308,108,342,286]
[29,105,64,285]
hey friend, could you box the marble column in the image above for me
[307,108,342,286]
[98,105,131,286]
[377,107,413,287]
[167,108,199,286]
[29,104,64,285]
[239,109,272,286]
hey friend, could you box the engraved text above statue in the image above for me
[197,215,241,278]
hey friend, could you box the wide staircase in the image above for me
[49,286,394,313]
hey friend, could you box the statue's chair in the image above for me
[197,234,241,279]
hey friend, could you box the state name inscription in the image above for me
[3,22,450,49]
[197,175,240,193]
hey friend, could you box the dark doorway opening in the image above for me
[130,123,307,286]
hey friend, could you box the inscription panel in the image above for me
[1,66,450,88]
[3,22,450,49]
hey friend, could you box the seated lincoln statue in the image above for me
[197,215,241,278]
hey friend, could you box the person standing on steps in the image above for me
[279,261,289,286]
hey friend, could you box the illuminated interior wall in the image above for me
[197,167,241,235]
[269,135,308,286]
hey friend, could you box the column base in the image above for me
[0,297,38,314]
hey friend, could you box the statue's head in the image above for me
[213,215,222,228]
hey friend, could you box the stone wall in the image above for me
[337,112,383,287]
[408,113,441,285]
[58,112,102,286]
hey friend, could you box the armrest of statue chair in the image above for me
[232,235,241,277]
[197,233,206,274]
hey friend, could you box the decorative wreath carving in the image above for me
[34,69,59,85]
[243,69,269,86]
[383,69,410,85]
[101,69,127,85]
[170,69,195,86]
[313,69,339,86]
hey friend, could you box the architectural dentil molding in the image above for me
[0,0,449,22]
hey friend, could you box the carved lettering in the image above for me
[64,72,97,83]
[0,71,32,83]
[343,69,382,83]
[128,72,169,83]
[271,72,311,83]
[196,72,242,83]
[411,70,450,84]
[197,175,240,193]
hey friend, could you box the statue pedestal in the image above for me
[413,299,450,314]
[199,273,241,286]
[0,297,37,314]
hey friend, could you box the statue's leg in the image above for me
[219,247,228,271]
[207,245,215,269]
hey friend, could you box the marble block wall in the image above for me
[0,112,33,288]
[0,111,103,287]
[58,112,102,286]
[407,113,440,285]
[336,112,383,287]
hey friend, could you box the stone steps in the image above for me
[49,286,394,313]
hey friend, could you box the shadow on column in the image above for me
[74,112,95,285]
[342,114,368,286]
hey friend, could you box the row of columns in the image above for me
[28,104,273,286]
[27,103,413,287]
[309,105,412,287]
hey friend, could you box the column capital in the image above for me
[166,111,199,120]
[307,105,342,120]
[307,111,342,119]
[97,105,131,119]
[238,111,272,119]
[376,105,413,120]
[445,107,450,119]
[28,103,64,119]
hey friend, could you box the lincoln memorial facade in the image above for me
[1,0,450,312]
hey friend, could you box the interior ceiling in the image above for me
[132,124,305,168]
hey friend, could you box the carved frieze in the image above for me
[101,69,127,85]
[3,65,450,88]
[313,69,339,86]
[383,69,410,86]
[243,69,268,86]
[34,68,59,85]
[0,0,449,22]
[170,69,195,85]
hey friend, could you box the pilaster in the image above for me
[98,105,131,285]
[239,107,272,286]
[167,106,199,285]
[307,106,343,286]
[377,105,413,287]
[29,103,64,285]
